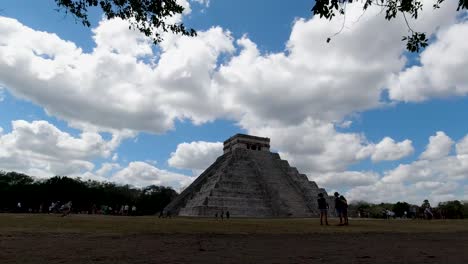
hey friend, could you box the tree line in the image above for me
[0,171,177,215]
[2,170,467,219]
[349,200,468,219]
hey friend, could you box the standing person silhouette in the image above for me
[340,195,349,226]
[334,192,343,225]
[317,193,329,225]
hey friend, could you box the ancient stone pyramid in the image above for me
[165,134,333,217]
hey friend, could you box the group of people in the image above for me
[118,204,137,215]
[40,201,73,216]
[95,204,137,215]
[215,210,230,220]
[29,200,72,216]
[14,201,139,216]
[317,192,349,226]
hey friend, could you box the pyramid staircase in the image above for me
[165,148,333,217]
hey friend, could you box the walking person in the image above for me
[61,201,72,217]
[317,193,329,226]
[424,207,433,220]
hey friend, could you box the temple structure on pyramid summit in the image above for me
[164,134,334,217]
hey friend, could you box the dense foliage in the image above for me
[0,171,177,215]
[349,199,468,219]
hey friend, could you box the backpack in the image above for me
[340,197,348,208]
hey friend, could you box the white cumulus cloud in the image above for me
[345,132,468,204]
[311,171,379,190]
[111,161,193,190]
[420,131,454,160]
[0,16,234,134]
[168,141,223,175]
[388,21,468,102]
[0,86,4,102]
[455,135,468,155]
[0,120,121,177]
[0,1,460,135]
[0,1,466,200]
[368,137,414,162]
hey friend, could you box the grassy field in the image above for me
[1,213,467,234]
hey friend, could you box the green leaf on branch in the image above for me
[403,32,428,53]
[54,0,196,45]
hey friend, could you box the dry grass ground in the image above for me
[2,213,468,234]
[1,214,467,263]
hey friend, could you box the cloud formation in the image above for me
[0,16,233,133]
[369,137,414,162]
[0,120,193,189]
[109,161,193,190]
[0,120,120,177]
[420,131,454,160]
[168,141,223,175]
[347,132,468,204]
[247,120,414,174]
[0,2,461,135]
[312,171,379,190]
[388,21,468,102]
[0,1,466,202]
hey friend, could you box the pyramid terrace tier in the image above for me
[164,146,335,218]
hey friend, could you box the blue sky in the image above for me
[0,0,467,204]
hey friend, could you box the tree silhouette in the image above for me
[421,199,431,208]
[438,200,464,219]
[392,201,410,217]
[54,0,196,44]
[0,171,177,215]
[312,0,468,52]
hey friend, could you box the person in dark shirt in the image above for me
[317,193,329,225]
[334,192,343,225]
[340,195,349,226]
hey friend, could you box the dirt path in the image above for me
[1,232,467,264]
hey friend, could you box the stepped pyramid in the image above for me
[165,134,334,217]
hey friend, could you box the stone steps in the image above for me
[250,152,314,216]
[179,205,273,217]
[211,188,265,196]
[206,196,269,207]
[166,147,331,217]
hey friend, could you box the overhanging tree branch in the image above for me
[54,0,196,44]
[312,0,467,52]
